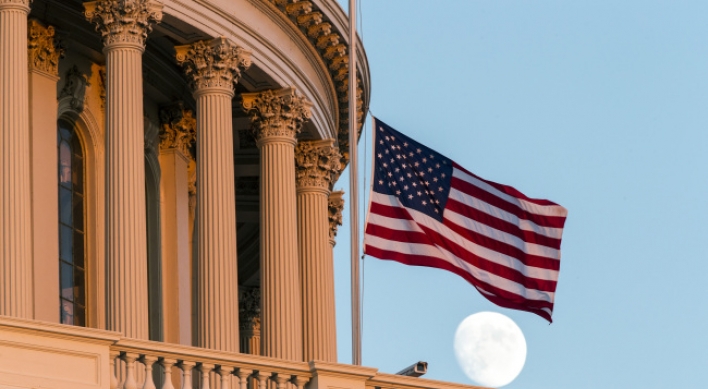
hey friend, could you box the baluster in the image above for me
[218,366,234,389]
[199,364,215,389]
[141,356,158,389]
[254,371,270,389]
[270,374,288,389]
[109,351,121,389]
[161,359,177,389]
[235,369,253,389]
[179,361,196,389]
[291,376,309,389]
[123,353,141,389]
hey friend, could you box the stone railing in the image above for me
[0,316,488,389]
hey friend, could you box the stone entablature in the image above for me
[27,19,63,76]
[242,87,313,143]
[175,37,251,93]
[159,102,196,159]
[295,140,342,190]
[83,0,163,49]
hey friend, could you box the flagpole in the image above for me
[348,0,362,366]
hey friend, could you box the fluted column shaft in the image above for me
[0,0,32,318]
[175,37,251,352]
[85,0,163,338]
[260,137,301,360]
[298,187,336,361]
[195,88,239,351]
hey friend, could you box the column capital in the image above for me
[0,0,31,11]
[28,19,64,77]
[175,37,251,95]
[328,190,344,243]
[239,287,260,333]
[295,139,341,192]
[159,102,196,160]
[83,0,163,50]
[242,87,313,145]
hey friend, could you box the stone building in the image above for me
[0,1,484,389]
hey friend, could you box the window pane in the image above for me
[72,156,83,190]
[60,262,73,300]
[74,267,85,305]
[74,232,84,268]
[59,225,73,262]
[75,305,85,327]
[59,140,72,187]
[73,193,83,231]
[59,187,72,225]
[61,299,74,325]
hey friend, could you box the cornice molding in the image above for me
[242,87,313,144]
[175,37,252,94]
[27,19,64,77]
[83,0,163,49]
[295,139,341,191]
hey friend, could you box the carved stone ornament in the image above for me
[187,159,196,196]
[295,140,342,190]
[97,66,106,109]
[0,0,31,10]
[241,87,313,142]
[83,0,163,48]
[328,190,344,241]
[59,65,89,113]
[158,102,196,159]
[175,37,251,93]
[27,19,64,76]
[239,288,261,332]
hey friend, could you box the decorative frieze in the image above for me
[83,0,163,48]
[295,140,342,190]
[59,66,88,113]
[158,102,196,159]
[328,190,344,242]
[175,37,251,93]
[27,19,64,76]
[241,87,313,142]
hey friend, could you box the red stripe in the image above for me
[363,244,554,320]
[453,162,562,207]
[452,177,567,228]
[446,197,562,249]
[367,222,558,292]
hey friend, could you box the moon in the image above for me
[453,312,527,387]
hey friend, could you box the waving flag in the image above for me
[363,118,568,322]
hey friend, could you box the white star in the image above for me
[379,127,384,132]
[379,140,384,145]
[403,185,409,190]
[412,182,417,187]
[435,199,440,204]
[425,181,430,186]
[385,149,389,154]
[408,194,413,199]
[422,200,427,205]
[387,172,393,177]
[438,187,444,192]
[436,163,440,168]
[396,190,401,195]
[390,158,394,163]
[422,157,427,163]
[419,171,425,177]
[396,154,402,159]
[417,191,422,196]
[403,142,408,147]
[441,173,446,178]
[385,136,390,141]
[433,177,438,182]
[434,209,439,213]
[399,176,404,182]
[417,148,422,153]
[392,181,397,186]
[430,154,435,159]
[428,168,433,173]
[377,153,382,159]
[378,180,383,185]
[409,152,414,157]
[382,162,388,167]
[414,162,420,167]
[401,163,407,168]
[395,168,400,172]
[407,173,412,178]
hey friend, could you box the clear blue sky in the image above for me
[332,1,708,388]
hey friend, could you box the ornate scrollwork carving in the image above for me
[295,140,342,190]
[158,102,196,159]
[27,19,64,76]
[83,0,163,48]
[241,87,313,142]
[239,288,261,332]
[59,65,89,112]
[175,37,251,93]
[328,190,344,242]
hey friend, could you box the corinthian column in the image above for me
[0,0,32,318]
[28,19,64,322]
[175,38,251,352]
[295,140,341,362]
[84,0,163,339]
[242,88,312,361]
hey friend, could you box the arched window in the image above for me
[58,120,86,326]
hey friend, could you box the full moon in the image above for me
[453,312,527,388]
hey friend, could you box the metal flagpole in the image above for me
[348,0,362,366]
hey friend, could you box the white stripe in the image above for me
[364,233,555,303]
[453,168,568,218]
[443,207,561,259]
[449,188,564,240]
[366,208,558,281]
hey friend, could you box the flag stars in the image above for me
[422,200,427,206]
[408,194,413,199]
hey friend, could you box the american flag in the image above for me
[363,118,568,322]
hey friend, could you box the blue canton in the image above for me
[372,119,453,222]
